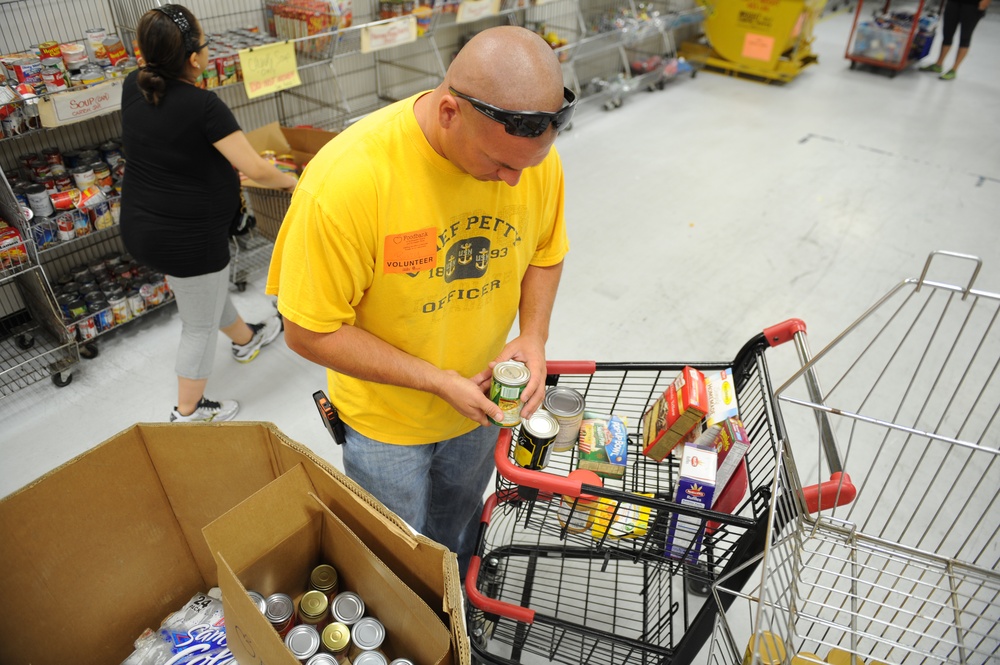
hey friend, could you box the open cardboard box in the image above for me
[243,121,336,189]
[0,422,469,665]
[204,464,449,664]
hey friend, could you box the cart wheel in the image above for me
[52,371,73,388]
[80,343,100,360]
[849,61,857,70]
[603,100,616,111]
[235,281,247,292]
[686,574,712,597]
[656,79,667,90]
[16,333,34,350]
[614,98,623,108]
[889,70,897,78]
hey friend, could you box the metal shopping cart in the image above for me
[465,320,846,665]
[709,251,1000,665]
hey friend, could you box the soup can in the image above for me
[298,589,330,632]
[348,617,385,660]
[55,212,76,241]
[247,590,267,614]
[544,386,586,452]
[285,624,321,661]
[310,563,340,599]
[329,591,364,626]
[489,360,530,427]
[70,165,96,190]
[265,592,296,637]
[31,217,57,249]
[24,183,54,217]
[306,654,338,665]
[320,622,350,660]
[354,651,389,665]
[513,410,559,470]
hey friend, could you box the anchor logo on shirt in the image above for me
[445,236,490,283]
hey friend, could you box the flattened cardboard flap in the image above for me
[204,464,450,665]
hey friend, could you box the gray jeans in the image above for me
[167,264,239,380]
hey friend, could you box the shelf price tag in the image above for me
[239,41,302,100]
[457,0,502,23]
[362,16,418,53]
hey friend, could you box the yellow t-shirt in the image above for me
[266,93,569,444]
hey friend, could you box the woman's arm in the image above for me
[213,130,299,191]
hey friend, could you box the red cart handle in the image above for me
[763,318,807,347]
[494,429,605,498]
[545,360,597,376]
[465,493,536,624]
[802,472,856,513]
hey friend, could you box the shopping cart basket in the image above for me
[466,320,847,665]
[710,251,1000,665]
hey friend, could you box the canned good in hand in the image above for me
[489,360,530,427]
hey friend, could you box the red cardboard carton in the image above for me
[641,366,708,462]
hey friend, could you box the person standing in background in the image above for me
[268,26,574,575]
[920,0,991,79]
[121,4,298,422]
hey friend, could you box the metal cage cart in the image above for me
[466,321,845,665]
[845,0,940,76]
[710,251,1000,665]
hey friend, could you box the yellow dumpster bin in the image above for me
[684,0,826,82]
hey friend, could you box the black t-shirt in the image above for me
[120,70,241,277]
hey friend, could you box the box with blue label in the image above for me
[665,436,717,563]
[577,412,628,479]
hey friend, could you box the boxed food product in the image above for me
[664,435,717,563]
[577,411,628,479]
[590,494,653,540]
[0,422,470,665]
[704,367,739,427]
[641,366,708,462]
[709,417,751,506]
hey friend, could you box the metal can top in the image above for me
[306,654,339,665]
[285,624,321,659]
[246,590,267,614]
[351,617,385,650]
[389,660,416,665]
[543,386,585,417]
[265,592,294,623]
[353,652,389,665]
[310,563,338,593]
[299,589,329,621]
[330,591,365,625]
[321,622,351,652]
[493,360,529,387]
[522,409,559,440]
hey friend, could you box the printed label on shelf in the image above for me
[456,0,502,23]
[239,41,302,99]
[39,80,123,128]
[361,16,418,53]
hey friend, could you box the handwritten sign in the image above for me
[40,79,122,127]
[361,16,418,53]
[239,41,302,100]
[741,33,775,61]
[457,0,502,24]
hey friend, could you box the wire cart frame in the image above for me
[710,251,1000,665]
[466,321,842,665]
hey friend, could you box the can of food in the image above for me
[126,290,145,318]
[91,200,113,230]
[24,183,54,217]
[92,162,113,192]
[38,41,62,59]
[50,189,80,211]
[285,624,321,661]
[348,617,385,660]
[74,210,91,237]
[298,589,330,632]
[513,409,559,470]
[85,27,110,64]
[78,314,98,340]
[743,632,786,665]
[320,622,350,659]
[109,294,130,325]
[56,212,76,241]
[93,305,114,332]
[489,360,530,427]
[54,173,74,191]
[389,659,416,665]
[67,297,88,318]
[99,141,122,167]
[70,165,96,190]
[329,591,365,626]
[40,58,68,93]
[41,146,64,166]
[306,654,338,665]
[265,592,296,637]
[246,590,267,613]
[354,651,389,665]
[310,563,340,599]
[31,217,57,249]
[78,63,106,85]
[544,386,586,452]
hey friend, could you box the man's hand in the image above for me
[435,369,504,426]
[489,334,547,419]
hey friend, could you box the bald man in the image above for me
[266,26,575,574]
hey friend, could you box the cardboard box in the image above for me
[204,463,450,664]
[641,366,708,462]
[664,436,718,563]
[243,122,337,241]
[576,412,628,479]
[709,417,751,505]
[704,368,739,427]
[0,422,469,665]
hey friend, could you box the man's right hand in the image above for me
[435,369,504,427]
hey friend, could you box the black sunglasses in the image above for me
[192,38,210,53]
[449,87,577,138]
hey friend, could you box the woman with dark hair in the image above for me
[121,4,298,422]
[920,0,991,79]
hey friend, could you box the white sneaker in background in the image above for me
[169,397,240,422]
[231,314,283,363]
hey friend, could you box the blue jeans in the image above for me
[341,423,498,577]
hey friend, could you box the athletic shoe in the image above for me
[919,63,942,73]
[170,397,239,422]
[232,314,283,363]
[939,69,957,80]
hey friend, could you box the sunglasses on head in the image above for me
[448,87,577,138]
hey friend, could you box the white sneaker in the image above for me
[170,397,239,422]
[232,314,283,363]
